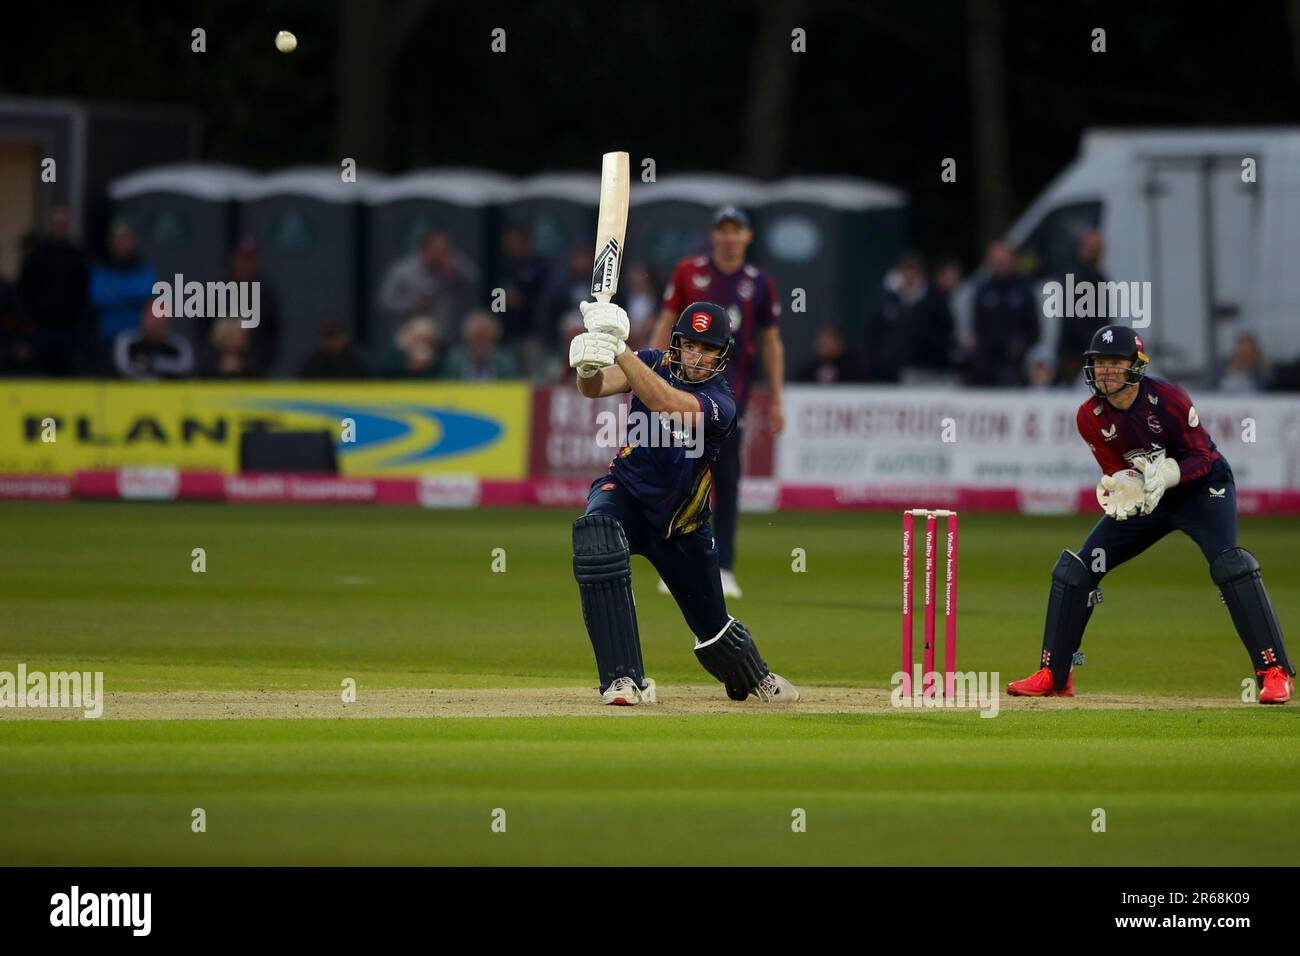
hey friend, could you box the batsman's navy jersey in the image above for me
[1076,377,1224,482]
[662,256,779,411]
[607,349,737,538]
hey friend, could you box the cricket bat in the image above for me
[591,151,630,303]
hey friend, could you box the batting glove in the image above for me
[566,332,611,377]
[569,331,618,378]
[579,300,630,342]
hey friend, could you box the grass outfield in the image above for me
[1,502,1297,865]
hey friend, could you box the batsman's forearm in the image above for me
[615,350,696,415]
[576,370,604,397]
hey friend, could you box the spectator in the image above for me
[1267,354,1300,391]
[0,262,32,374]
[496,224,549,343]
[970,241,1039,386]
[198,318,259,379]
[113,299,193,380]
[933,257,962,292]
[542,247,594,347]
[18,206,90,376]
[624,264,659,349]
[379,315,444,379]
[300,320,369,379]
[797,324,860,383]
[1025,343,1059,390]
[903,257,960,383]
[549,309,587,383]
[217,236,282,376]
[89,221,156,368]
[863,253,928,383]
[442,310,520,381]
[1209,333,1271,393]
[1055,230,1107,384]
[376,230,477,345]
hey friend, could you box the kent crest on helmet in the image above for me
[668,301,733,383]
[1084,324,1149,396]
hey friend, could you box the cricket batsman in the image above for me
[567,298,799,706]
[1008,325,1294,703]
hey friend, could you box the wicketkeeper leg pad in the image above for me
[573,513,646,692]
[694,617,769,701]
[1211,547,1295,676]
[1041,550,1100,691]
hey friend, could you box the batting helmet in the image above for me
[668,302,733,384]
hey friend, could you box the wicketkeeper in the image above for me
[1008,325,1294,703]
[567,299,799,706]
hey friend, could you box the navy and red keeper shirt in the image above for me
[1076,376,1224,483]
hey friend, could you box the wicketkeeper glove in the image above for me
[1096,469,1145,521]
[1138,456,1180,515]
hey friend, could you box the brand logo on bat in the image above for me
[691,311,712,332]
[591,239,621,295]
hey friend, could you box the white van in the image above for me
[957,127,1300,381]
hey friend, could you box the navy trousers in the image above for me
[584,477,729,641]
[1079,463,1238,587]
[711,423,742,571]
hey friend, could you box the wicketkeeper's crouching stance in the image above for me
[1009,325,1295,703]
[568,299,799,706]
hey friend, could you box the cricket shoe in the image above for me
[1258,667,1293,705]
[602,676,657,706]
[720,569,743,599]
[751,672,799,703]
[1006,666,1074,697]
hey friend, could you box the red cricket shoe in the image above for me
[1006,666,1074,697]
[1258,667,1293,705]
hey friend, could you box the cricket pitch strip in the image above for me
[0,686,1244,720]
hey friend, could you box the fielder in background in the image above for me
[1008,325,1295,704]
[650,206,785,599]
[568,299,799,706]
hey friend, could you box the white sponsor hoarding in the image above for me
[776,386,1300,492]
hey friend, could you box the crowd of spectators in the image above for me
[802,231,1298,393]
[2,209,1295,392]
